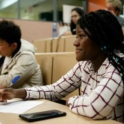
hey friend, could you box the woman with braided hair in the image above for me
[0,10,123,122]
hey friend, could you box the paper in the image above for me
[0,99,44,114]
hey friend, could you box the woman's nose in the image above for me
[73,39,79,46]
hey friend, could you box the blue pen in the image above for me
[12,75,20,84]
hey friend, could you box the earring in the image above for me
[103,46,106,49]
[101,46,106,50]
[115,58,118,62]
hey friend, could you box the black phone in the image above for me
[19,110,66,122]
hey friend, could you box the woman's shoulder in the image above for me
[74,61,91,70]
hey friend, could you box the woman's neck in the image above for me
[91,52,106,72]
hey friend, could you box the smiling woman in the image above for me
[74,25,105,65]
[0,10,123,123]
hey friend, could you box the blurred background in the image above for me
[0,0,123,41]
[0,0,84,21]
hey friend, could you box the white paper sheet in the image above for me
[0,99,44,114]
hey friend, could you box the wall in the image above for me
[88,0,106,12]
[0,18,53,42]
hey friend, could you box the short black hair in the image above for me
[77,10,124,81]
[0,20,21,44]
[70,8,85,35]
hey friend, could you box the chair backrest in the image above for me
[51,37,65,52]
[64,35,76,52]
[52,55,77,82]
[33,35,76,53]
[45,39,52,52]
[35,52,78,100]
[33,38,53,52]
[52,54,78,100]
[33,39,46,52]
[35,54,53,85]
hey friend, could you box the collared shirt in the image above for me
[25,54,124,122]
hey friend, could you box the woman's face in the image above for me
[71,10,81,24]
[73,24,103,61]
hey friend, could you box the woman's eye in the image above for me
[79,34,85,38]
[76,34,86,39]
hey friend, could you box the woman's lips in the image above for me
[75,49,82,53]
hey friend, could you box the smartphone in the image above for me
[19,110,66,122]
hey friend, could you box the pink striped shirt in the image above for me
[25,56,124,123]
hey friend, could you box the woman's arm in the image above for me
[0,62,84,101]
[25,62,83,101]
[0,88,26,102]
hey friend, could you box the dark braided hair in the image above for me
[77,10,124,81]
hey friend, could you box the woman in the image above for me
[0,10,124,122]
[70,7,84,34]
[63,7,84,36]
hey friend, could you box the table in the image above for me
[0,100,123,124]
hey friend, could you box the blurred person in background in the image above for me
[61,7,85,36]
[58,22,70,36]
[70,7,85,35]
[105,0,124,27]
[0,20,43,89]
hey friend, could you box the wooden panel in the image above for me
[35,52,75,85]
[52,38,65,52]
[33,40,46,53]
[0,19,53,42]
[35,52,75,57]
[35,52,77,98]
[52,55,78,100]
[45,39,52,52]
[64,36,76,52]
[33,38,53,53]
[33,35,77,52]
[35,55,53,85]
[52,55,77,82]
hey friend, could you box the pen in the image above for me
[11,76,20,84]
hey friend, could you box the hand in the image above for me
[0,88,16,102]
[66,99,70,106]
